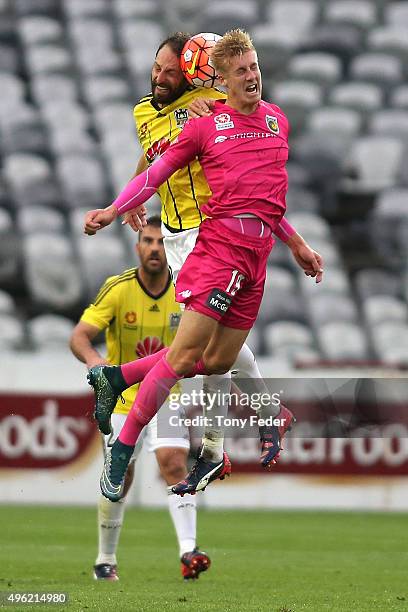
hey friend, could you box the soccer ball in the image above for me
[180,32,222,88]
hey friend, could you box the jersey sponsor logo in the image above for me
[125,311,137,324]
[139,122,148,137]
[169,312,181,329]
[136,336,165,358]
[174,108,189,129]
[214,112,234,131]
[149,303,160,312]
[266,115,279,134]
[214,135,228,143]
[146,137,171,163]
[206,289,232,314]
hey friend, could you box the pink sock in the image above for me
[120,347,169,386]
[118,356,182,446]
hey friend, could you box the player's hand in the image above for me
[84,204,118,235]
[287,235,324,283]
[188,98,216,118]
[121,205,148,232]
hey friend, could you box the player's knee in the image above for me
[158,451,187,485]
[168,347,203,375]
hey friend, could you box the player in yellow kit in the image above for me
[70,217,210,581]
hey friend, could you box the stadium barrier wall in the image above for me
[0,352,407,510]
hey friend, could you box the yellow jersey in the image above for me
[134,87,226,232]
[81,268,181,415]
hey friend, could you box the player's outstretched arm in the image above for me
[70,321,109,369]
[84,204,119,235]
[287,234,324,284]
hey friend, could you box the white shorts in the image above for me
[103,399,190,462]
[162,224,199,283]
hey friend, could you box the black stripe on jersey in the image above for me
[168,114,173,140]
[187,163,203,223]
[166,179,183,229]
[137,94,153,105]
[94,269,137,306]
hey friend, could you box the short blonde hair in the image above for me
[211,29,255,76]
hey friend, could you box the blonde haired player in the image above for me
[85,31,323,499]
[70,217,210,580]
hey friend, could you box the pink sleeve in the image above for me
[273,217,297,243]
[113,120,199,214]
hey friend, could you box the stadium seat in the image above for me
[113,0,162,20]
[299,266,352,296]
[265,266,298,293]
[0,104,48,156]
[349,53,404,89]
[25,45,72,76]
[0,43,19,72]
[384,2,408,27]
[287,52,342,87]
[266,0,319,33]
[0,314,25,349]
[297,24,363,67]
[340,136,404,192]
[56,154,109,209]
[306,106,363,138]
[77,234,128,301]
[354,268,401,300]
[69,19,114,50]
[390,85,408,109]
[3,153,60,209]
[371,320,408,356]
[14,0,60,17]
[244,325,261,355]
[18,16,63,47]
[285,187,319,213]
[264,321,315,361]
[0,289,15,314]
[270,80,323,135]
[307,293,359,326]
[381,345,408,367]
[0,207,20,287]
[368,109,408,140]
[23,233,83,312]
[318,322,369,361]
[40,100,90,132]
[31,74,78,105]
[328,81,383,113]
[323,0,378,31]
[28,314,75,350]
[0,74,25,115]
[362,295,407,326]
[286,212,331,240]
[62,0,110,19]
[199,0,260,34]
[48,127,96,157]
[251,25,298,80]
[17,205,65,235]
[82,76,130,108]
[367,27,408,63]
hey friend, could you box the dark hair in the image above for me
[146,214,162,228]
[155,32,191,58]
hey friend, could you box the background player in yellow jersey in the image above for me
[118,33,323,477]
[70,216,210,581]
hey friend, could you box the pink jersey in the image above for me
[169,100,289,227]
[113,100,290,231]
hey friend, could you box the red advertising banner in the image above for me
[0,393,97,469]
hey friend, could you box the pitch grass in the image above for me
[0,506,407,612]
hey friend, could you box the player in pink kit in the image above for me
[84,30,323,501]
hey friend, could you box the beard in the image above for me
[151,77,189,106]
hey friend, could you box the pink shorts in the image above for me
[175,218,275,329]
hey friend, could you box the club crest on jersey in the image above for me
[214,113,234,131]
[174,108,189,128]
[266,115,279,134]
[169,312,181,329]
